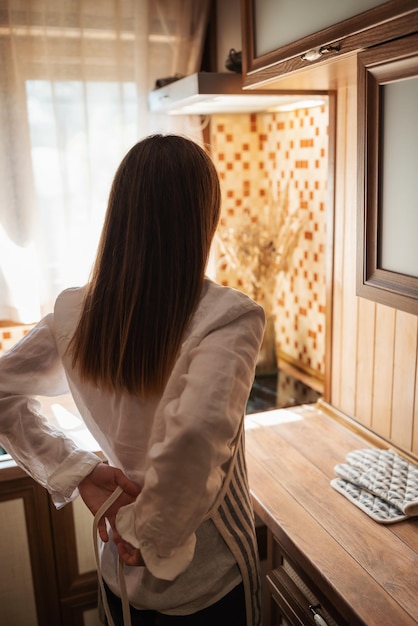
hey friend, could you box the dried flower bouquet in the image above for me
[216,184,307,317]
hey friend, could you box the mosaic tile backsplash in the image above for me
[210,104,329,379]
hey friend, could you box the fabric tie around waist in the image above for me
[93,486,132,626]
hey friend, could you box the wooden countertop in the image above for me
[245,403,418,626]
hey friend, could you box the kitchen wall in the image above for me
[210,104,329,385]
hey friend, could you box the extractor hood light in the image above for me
[165,95,307,116]
[271,98,327,112]
[149,73,328,115]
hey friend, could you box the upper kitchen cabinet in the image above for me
[356,32,418,316]
[241,0,418,90]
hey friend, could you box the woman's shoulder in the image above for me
[190,278,266,337]
[202,278,263,314]
[54,285,86,312]
[53,286,86,337]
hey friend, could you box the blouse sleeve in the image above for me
[0,314,102,508]
[116,304,265,580]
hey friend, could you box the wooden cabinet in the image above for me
[356,31,418,315]
[241,0,418,89]
[245,404,418,626]
[0,463,100,626]
[249,0,386,60]
[265,532,345,626]
[0,466,61,626]
[49,496,101,626]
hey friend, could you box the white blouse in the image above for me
[0,278,265,613]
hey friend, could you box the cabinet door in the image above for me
[0,466,101,626]
[253,0,386,58]
[242,0,418,86]
[0,474,61,626]
[50,496,101,626]
[356,32,418,315]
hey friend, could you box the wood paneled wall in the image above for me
[330,84,418,458]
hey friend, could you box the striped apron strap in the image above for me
[208,420,263,626]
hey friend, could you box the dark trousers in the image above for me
[103,580,246,626]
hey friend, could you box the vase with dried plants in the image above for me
[215,183,307,375]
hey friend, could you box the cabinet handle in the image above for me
[301,44,340,62]
[309,604,330,626]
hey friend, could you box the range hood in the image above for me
[148,72,326,115]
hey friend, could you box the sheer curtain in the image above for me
[0,0,210,323]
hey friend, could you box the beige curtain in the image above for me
[0,0,210,322]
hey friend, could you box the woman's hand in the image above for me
[78,462,140,542]
[113,530,145,567]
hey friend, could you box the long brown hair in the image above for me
[69,134,221,396]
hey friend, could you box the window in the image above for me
[26,79,138,289]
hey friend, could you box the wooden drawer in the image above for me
[266,531,348,626]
